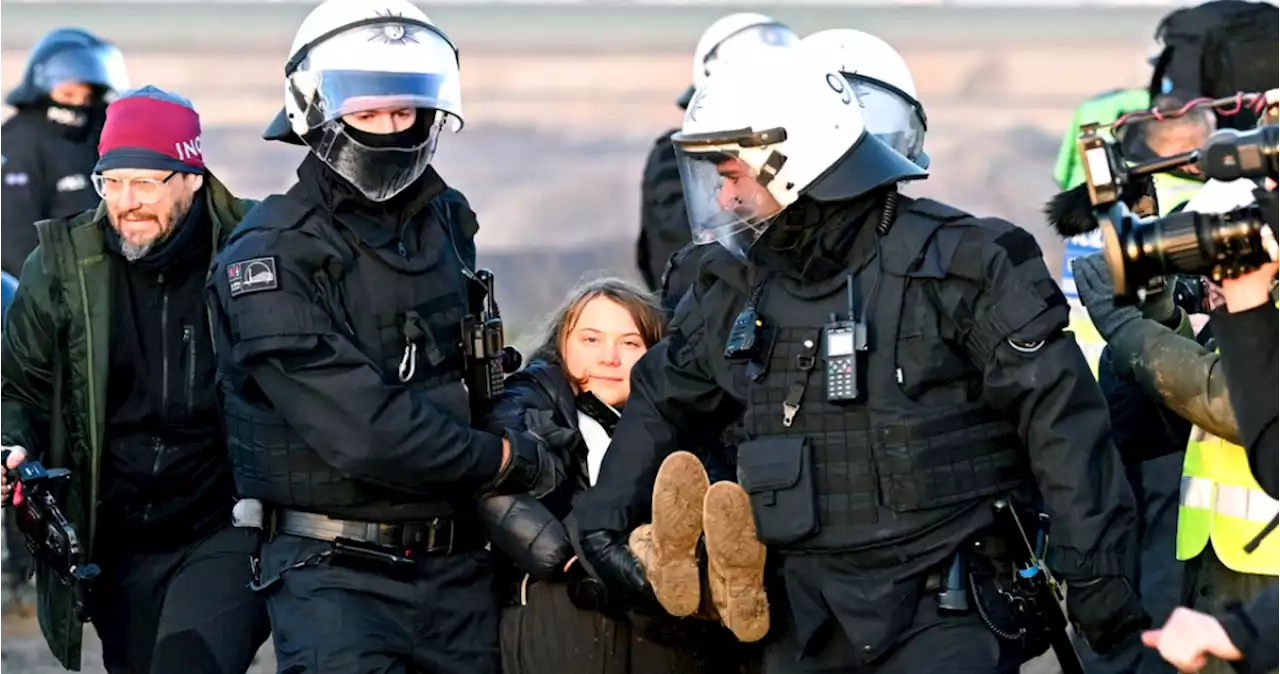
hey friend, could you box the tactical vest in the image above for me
[223,189,478,522]
[1176,343,1280,576]
[743,200,1029,552]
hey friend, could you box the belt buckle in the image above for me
[424,517,454,555]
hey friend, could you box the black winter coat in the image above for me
[478,359,597,581]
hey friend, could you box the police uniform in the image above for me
[1,27,126,278]
[575,48,1146,674]
[208,3,560,671]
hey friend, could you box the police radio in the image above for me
[824,275,868,403]
[462,270,522,416]
[725,275,770,362]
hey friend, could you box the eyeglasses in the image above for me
[91,171,178,205]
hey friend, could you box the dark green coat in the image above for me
[0,172,253,670]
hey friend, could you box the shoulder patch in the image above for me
[227,257,279,297]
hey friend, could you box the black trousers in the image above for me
[500,578,723,674]
[91,524,270,674]
[762,593,1025,674]
[261,533,501,674]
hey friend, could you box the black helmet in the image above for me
[6,28,128,108]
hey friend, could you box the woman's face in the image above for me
[562,296,648,407]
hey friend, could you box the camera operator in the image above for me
[1070,173,1278,674]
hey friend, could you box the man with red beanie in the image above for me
[0,85,269,674]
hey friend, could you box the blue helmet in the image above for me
[6,27,129,108]
[1,271,18,330]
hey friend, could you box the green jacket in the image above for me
[1108,308,1240,445]
[0,172,253,671]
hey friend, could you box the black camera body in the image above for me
[1076,90,1279,301]
[6,459,99,622]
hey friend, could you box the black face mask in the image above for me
[341,115,431,149]
[305,113,437,203]
[41,99,105,141]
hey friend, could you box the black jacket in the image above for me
[1,105,102,276]
[98,194,235,549]
[578,193,1137,579]
[478,359,602,581]
[1214,302,1278,499]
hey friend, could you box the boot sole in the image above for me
[649,451,710,617]
[703,481,770,643]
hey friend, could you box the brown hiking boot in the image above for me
[703,481,769,643]
[647,451,710,617]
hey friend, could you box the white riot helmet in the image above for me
[675,13,799,109]
[674,48,927,260]
[802,29,930,168]
[263,0,463,201]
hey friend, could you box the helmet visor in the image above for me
[846,76,927,162]
[294,21,462,132]
[676,146,785,260]
[37,44,128,95]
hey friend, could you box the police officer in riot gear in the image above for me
[573,47,1148,673]
[2,27,128,278]
[208,1,562,670]
[637,13,798,310]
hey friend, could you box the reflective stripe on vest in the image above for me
[1177,429,1280,576]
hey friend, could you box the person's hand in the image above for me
[1071,253,1146,341]
[1,446,28,505]
[577,528,662,614]
[1066,575,1152,655]
[1220,261,1278,314]
[1141,607,1242,672]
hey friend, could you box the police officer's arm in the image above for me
[1,250,60,459]
[573,289,737,534]
[1,127,47,278]
[215,234,506,493]
[952,222,1138,579]
[1214,302,1279,499]
[1106,318,1240,444]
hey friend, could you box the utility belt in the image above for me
[927,499,1084,674]
[250,508,486,589]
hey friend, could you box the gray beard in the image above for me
[121,239,156,262]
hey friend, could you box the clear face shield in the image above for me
[674,130,788,260]
[845,75,927,164]
[703,23,799,80]
[36,44,129,100]
[290,20,462,202]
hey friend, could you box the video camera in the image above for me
[1075,90,1279,301]
[2,455,99,622]
[462,269,523,418]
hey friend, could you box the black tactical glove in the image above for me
[487,430,565,500]
[1066,576,1151,655]
[522,409,586,460]
[564,557,617,615]
[577,529,662,615]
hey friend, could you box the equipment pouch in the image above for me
[735,436,819,545]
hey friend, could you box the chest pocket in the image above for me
[893,281,978,403]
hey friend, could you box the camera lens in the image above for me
[1108,206,1268,296]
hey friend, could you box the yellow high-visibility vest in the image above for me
[1176,366,1280,576]
[1152,173,1203,214]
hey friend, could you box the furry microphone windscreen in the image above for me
[1043,177,1153,239]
